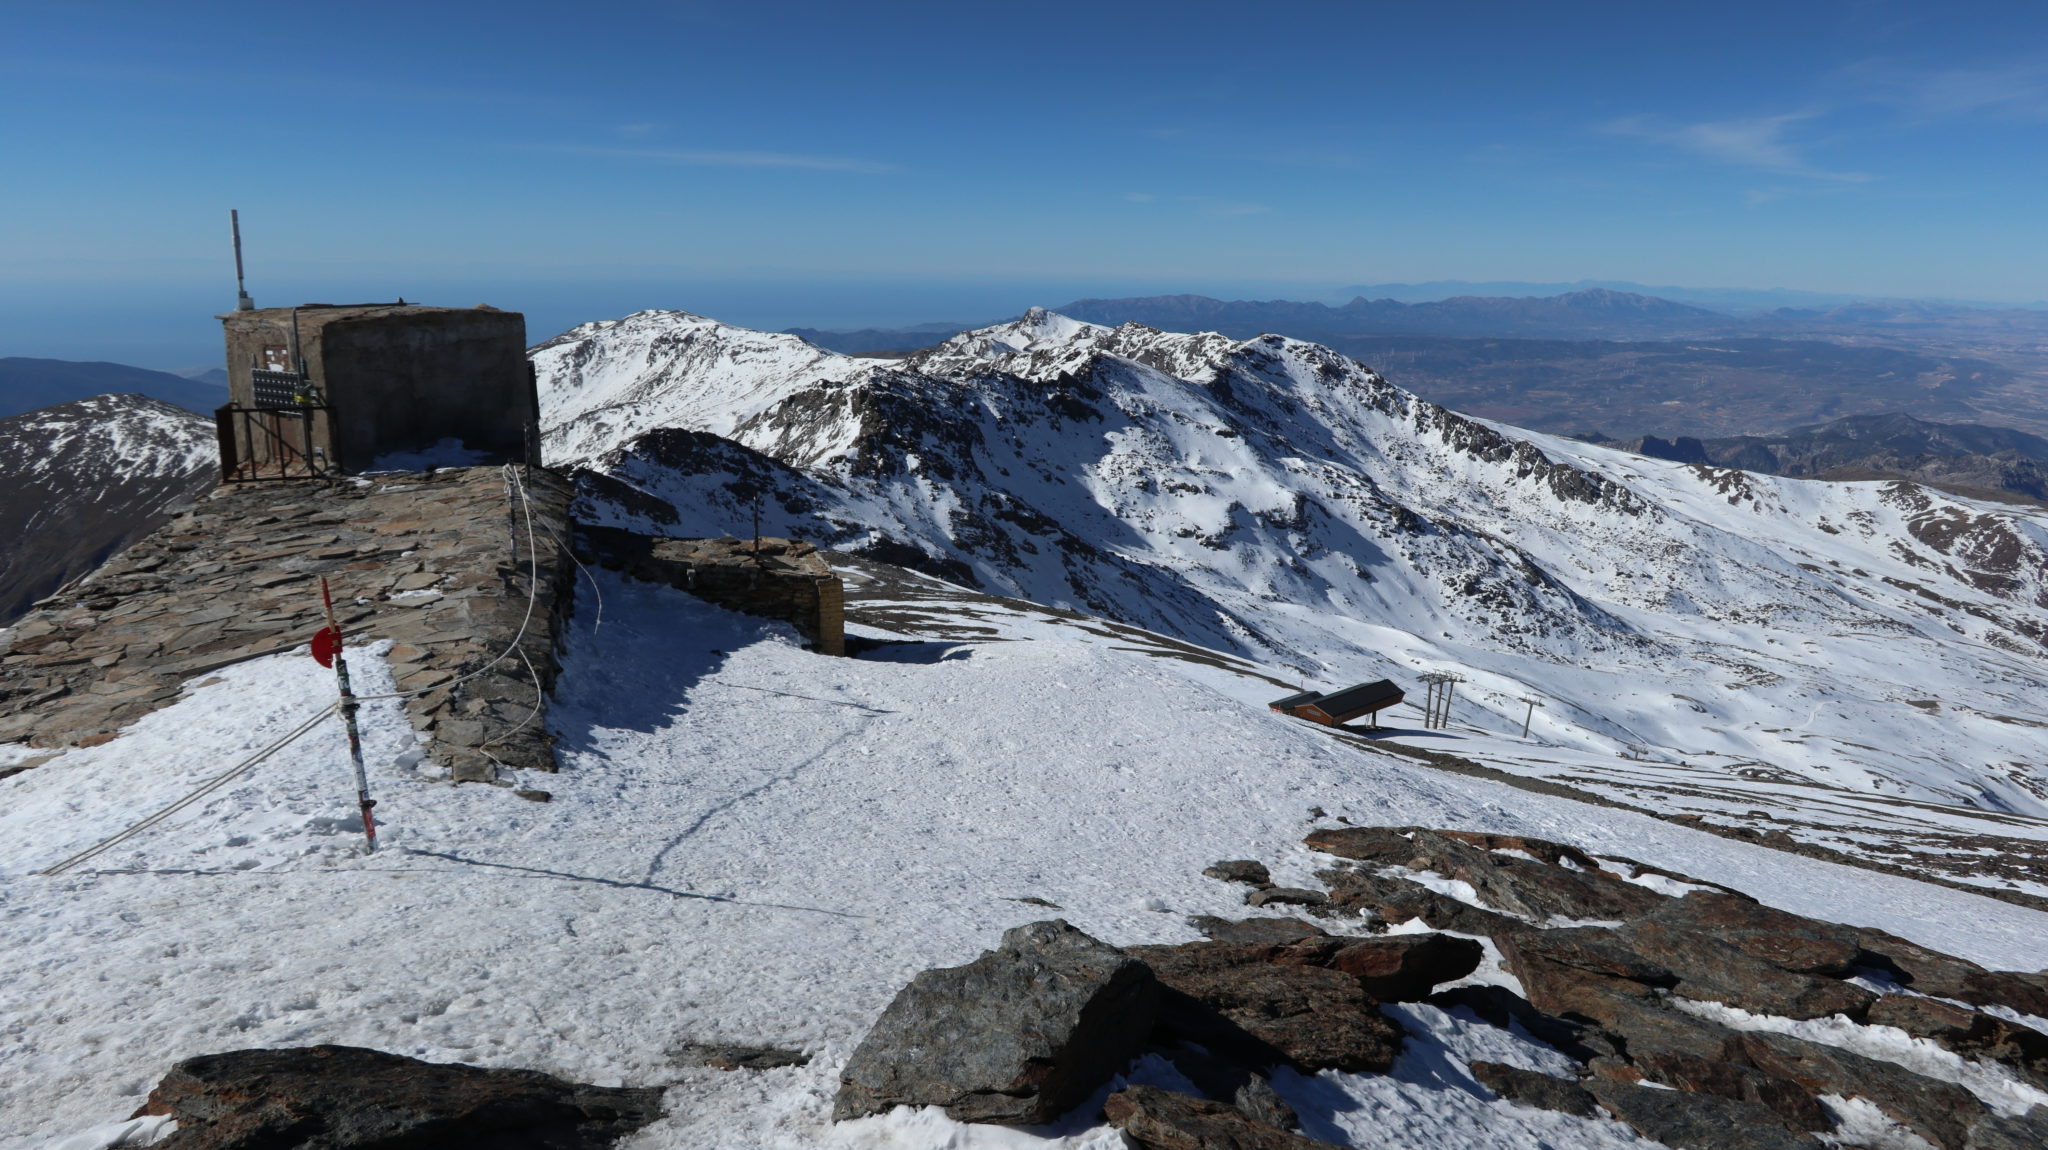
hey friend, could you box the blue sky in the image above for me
[5,0,2046,365]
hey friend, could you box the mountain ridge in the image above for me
[536,307,2048,823]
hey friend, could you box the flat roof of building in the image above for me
[218,303,517,326]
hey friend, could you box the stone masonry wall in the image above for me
[0,466,574,783]
[577,527,845,656]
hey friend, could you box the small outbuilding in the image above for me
[1270,679,1405,728]
[215,302,537,479]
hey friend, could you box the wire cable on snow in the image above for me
[38,703,339,876]
[39,466,555,874]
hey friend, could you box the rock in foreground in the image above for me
[833,919,1159,1124]
[1104,1085,1342,1150]
[138,1044,664,1150]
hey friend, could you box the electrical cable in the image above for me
[38,703,338,876]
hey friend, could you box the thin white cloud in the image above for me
[1837,56,2048,122]
[552,144,895,174]
[1603,112,1869,183]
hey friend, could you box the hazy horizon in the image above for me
[8,1,2047,367]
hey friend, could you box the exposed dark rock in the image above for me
[1316,865,1523,936]
[137,1044,664,1150]
[1854,928,2048,1018]
[1306,827,1668,923]
[1246,887,1327,909]
[1498,926,1680,989]
[1467,1061,1598,1117]
[1641,893,1865,976]
[833,920,1158,1124]
[1868,995,2048,1088]
[1160,1043,1299,1130]
[1584,1080,1825,1149]
[1321,934,1484,1002]
[1129,939,1404,1073]
[1968,1105,2048,1149]
[1188,917,1335,946]
[1204,860,1274,888]
[668,1042,810,1071]
[1736,1029,1979,1149]
[1102,1085,1341,1150]
[1426,985,1616,1063]
[1616,918,1876,1020]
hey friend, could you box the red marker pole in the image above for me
[315,578,377,852]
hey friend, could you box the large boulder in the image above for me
[832,920,1158,1124]
[1103,1085,1342,1150]
[1129,939,1404,1073]
[137,1045,664,1150]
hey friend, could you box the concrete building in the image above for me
[216,303,536,478]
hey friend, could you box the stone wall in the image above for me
[0,466,574,783]
[577,527,845,656]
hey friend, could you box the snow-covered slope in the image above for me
[539,309,2048,825]
[8,570,2045,1149]
[533,310,867,467]
[0,394,215,624]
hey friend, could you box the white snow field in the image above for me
[538,309,2048,902]
[6,571,2046,1149]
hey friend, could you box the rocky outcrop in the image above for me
[834,827,2047,1148]
[1297,825,2048,1150]
[1129,938,1405,1075]
[832,920,1158,1124]
[136,1044,664,1150]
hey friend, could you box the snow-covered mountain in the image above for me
[536,308,2048,822]
[0,393,215,624]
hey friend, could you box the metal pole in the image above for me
[231,209,254,311]
[320,578,377,852]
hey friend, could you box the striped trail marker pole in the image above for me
[313,578,377,852]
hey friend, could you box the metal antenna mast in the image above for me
[231,209,255,311]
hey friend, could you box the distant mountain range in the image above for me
[1049,289,1731,341]
[1332,279,2048,313]
[785,289,2048,439]
[0,358,228,419]
[1579,412,2048,504]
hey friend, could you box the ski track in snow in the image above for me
[6,572,2047,1148]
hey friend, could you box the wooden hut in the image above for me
[1269,679,1405,728]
